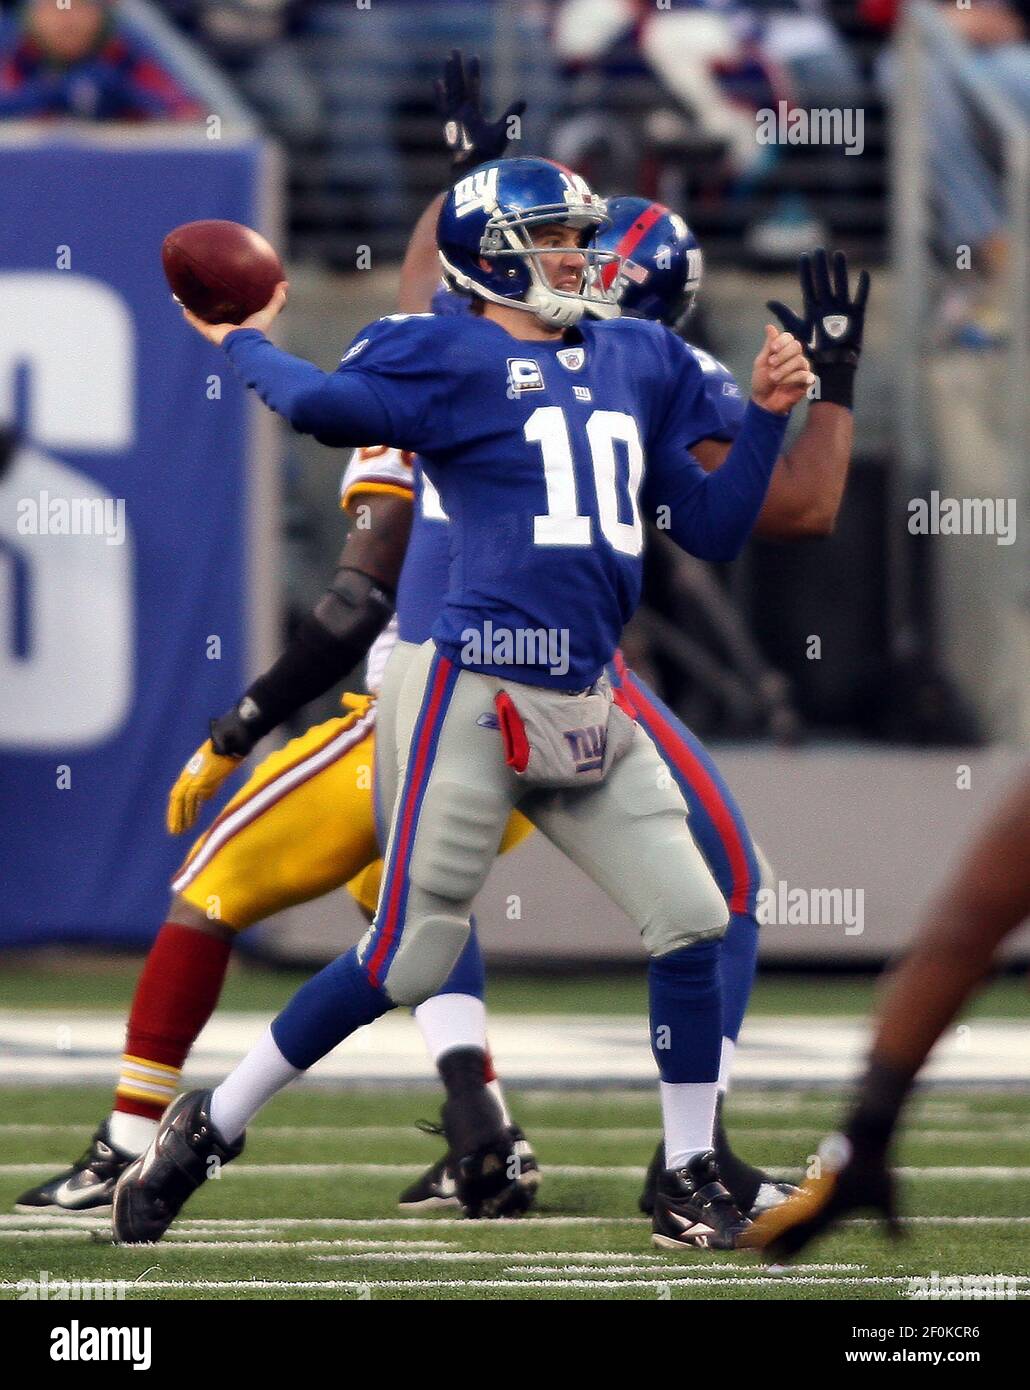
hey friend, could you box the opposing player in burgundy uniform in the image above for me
[112,154,815,1248]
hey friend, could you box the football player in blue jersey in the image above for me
[113,153,819,1251]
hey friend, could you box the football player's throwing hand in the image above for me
[743,1132,901,1262]
[167,739,241,835]
[751,326,814,415]
[182,281,288,348]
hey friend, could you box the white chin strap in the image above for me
[524,284,587,329]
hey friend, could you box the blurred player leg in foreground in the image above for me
[747,769,1030,1260]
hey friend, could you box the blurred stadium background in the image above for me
[0,3,1026,1069]
[0,0,1027,1307]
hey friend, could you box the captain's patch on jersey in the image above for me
[507,358,545,394]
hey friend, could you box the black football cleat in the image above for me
[15,1121,134,1216]
[640,1135,801,1220]
[111,1090,243,1244]
[398,1150,461,1211]
[651,1150,752,1251]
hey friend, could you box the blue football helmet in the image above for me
[436,157,621,329]
[594,196,703,330]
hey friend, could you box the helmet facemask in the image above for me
[440,191,623,329]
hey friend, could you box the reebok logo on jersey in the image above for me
[476,712,500,730]
[507,358,545,395]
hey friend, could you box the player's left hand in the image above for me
[166,739,242,835]
[435,49,526,172]
[742,1132,901,1262]
[181,281,289,348]
[767,248,870,368]
[751,325,814,415]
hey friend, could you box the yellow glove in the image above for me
[166,739,242,835]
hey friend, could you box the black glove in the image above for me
[434,49,526,174]
[767,248,870,408]
[746,1131,900,1263]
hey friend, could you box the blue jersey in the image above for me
[394,341,747,649]
[225,312,786,688]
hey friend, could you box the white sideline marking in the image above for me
[2,1122,1025,1144]
[3,1010,1027,1085]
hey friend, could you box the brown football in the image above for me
[161,219,284,325]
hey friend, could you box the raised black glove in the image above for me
[767,248,870,408]
[434,49,526,174]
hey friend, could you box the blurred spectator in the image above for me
[553,0,865,261]
[161,0,322,147]
[868,0,1030,346]
[0,0,203,119]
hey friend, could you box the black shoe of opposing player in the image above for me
[15,1121,134,1216]
[651,1150,752,1251]
[111,1090,243,1244]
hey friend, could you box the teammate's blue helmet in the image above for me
[594,196,703,331]
[437,157,621,329]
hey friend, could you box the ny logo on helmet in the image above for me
[454,167,500,219]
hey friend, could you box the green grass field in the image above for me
[1,965,1027,1301]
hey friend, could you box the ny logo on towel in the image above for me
[563,724,607,773]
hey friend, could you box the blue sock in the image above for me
[719,912,760,1044]
[271,946,392,1070]
[648,939,723,1083]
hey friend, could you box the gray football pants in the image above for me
[362,639,728,1006]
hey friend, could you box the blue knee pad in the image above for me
[648,939,722,1084]
[272,946,392,1070]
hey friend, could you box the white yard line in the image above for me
[6,1161,1029,1179]
[5,1212,1030,1233]
[3,1275,1026,1294]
